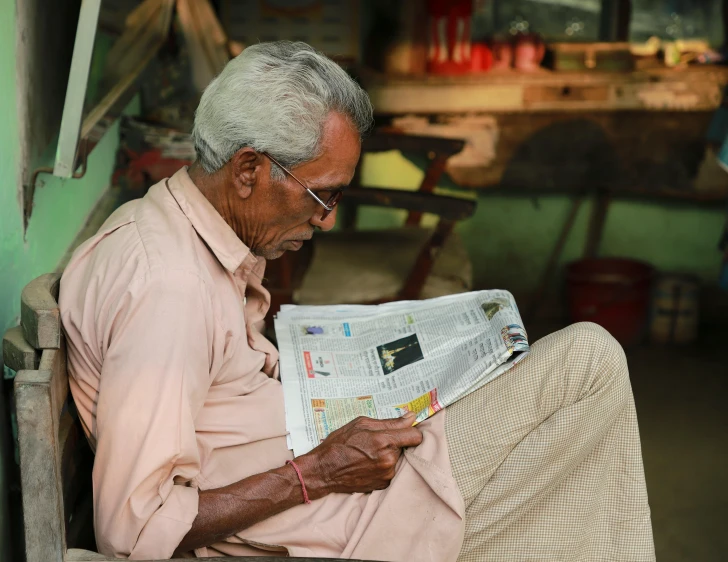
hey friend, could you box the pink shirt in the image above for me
[60,168,464,560]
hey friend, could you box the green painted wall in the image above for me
[360,151,726,299]
[0,82,126,343]
[0,0,18,558]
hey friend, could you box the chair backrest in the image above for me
[346,132,466,229]
[8,273,94,562]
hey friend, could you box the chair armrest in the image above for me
[362,132,465,157]
[21,272,62,350]
[3,325,40,371]
[345,187,476,222]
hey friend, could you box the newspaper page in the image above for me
[275,290,530,456]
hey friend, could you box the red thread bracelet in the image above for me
[286,460,311,504]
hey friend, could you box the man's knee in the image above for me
[569,322,624,355]
[567,322,630,390]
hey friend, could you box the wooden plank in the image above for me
[523,85,610,104]
[362,66,728,89]
[177,0,230,93]
[390,111,728,193]
[526,196,585,322]
[105,0,164,78]
[398,220,455,301]
[369,82,525,114]
[584,190,611,258]
[53,0,102,178]
[363,133,465,156]
[21,273,62,350]
[15,366,66,562]
[83,0,174,140]
[124,0,165,29]
[2,325,40,372]
[361,66,728,114]
[599,0,631,41]
[39,347,70,435]
[405,153,448,226]
[345,187,476,221]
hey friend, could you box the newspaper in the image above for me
[275,290,530,456]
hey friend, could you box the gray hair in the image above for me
[192,41,374,178]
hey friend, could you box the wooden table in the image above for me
[359,66,728,200]
[361,65,728,115]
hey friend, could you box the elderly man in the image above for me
[60,42,655,561]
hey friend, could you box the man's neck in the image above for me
[188,161,246,240]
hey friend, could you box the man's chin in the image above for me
[254,240,303,260]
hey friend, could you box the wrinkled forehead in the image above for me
[301,112,361,188]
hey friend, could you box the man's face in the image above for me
[238,111,361,260]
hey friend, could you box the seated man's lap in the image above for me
[443,323,653,561]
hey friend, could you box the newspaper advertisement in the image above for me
[275,290,530,456]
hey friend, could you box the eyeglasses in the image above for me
[263,153,343,221]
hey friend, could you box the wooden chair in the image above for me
[2,274,374,562]
[264,132,476,321]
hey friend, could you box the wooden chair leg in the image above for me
[584,189,611,258]
[398,220,455,301]
[405,153,450,226]
[526,195,584,322]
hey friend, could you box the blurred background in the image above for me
[1,0,727,560]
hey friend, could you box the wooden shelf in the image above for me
[359,65,728,114]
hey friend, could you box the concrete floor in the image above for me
[628,337,728,562]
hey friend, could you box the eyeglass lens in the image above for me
[320,191,343,220]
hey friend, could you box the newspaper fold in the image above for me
[275,290,530,456]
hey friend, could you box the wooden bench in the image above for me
[3,273,373,562]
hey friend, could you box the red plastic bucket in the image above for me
[566,258,655,346]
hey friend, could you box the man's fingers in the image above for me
[388,426,424,448]
[376,412,417,431]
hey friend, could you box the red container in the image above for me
[566,258,655,346]
[427,0,473,75]
[470,42,493,72]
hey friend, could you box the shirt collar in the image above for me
[167,167,258,274]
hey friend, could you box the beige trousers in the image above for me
[446,322,655,561]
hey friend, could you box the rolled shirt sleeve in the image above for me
[93,271,217,559]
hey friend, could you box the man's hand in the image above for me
[180,413,422,552]
[296,413,423,499]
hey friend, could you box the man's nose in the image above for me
[310,206,338,231]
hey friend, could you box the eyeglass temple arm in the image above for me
[264,152,334,211]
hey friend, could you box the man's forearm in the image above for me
[178,455,325,553]
[177,414,421,553]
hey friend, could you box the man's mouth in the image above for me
[289,240,304,250]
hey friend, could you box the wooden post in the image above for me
[15,365,67,562]
[405,152,449,226]
[584,189,611,258]
[599,0,631,42]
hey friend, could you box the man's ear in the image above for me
[230,147,263,200]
